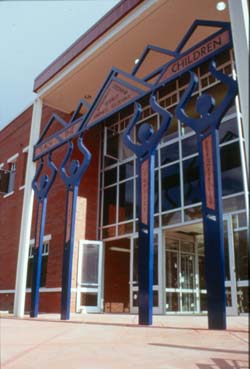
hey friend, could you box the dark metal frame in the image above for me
[30,20,237,327]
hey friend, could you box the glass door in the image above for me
[165,237,197,313]
[180,252,196,312]
[130,231,163,314]
[77,240,103,313]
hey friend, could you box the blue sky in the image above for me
[0,0,120,129]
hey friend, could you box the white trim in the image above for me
[7,153,19,163]
[3,191,14,198]
[14,98,43,318]
[228,0,249,171]
[0,162,4,169]
[0,288,62,294]
[19,185,25,191]
[22,146,29,153]
[29,234,52,245]
[36,0,160,97]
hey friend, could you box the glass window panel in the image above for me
[182,134,197,157]
[81,292,98,307]
[104,168,117,187]
[183,156,201,205]
[223,195,245,213]
[199,255,206,289]
[166,292,179,312]
[162,106,178,142]
[102,226,116,239]
[162,211,181,226]
[165,250,178,288]
[119,161,134,181]
[103,186,117,226]
[234,230,248,281]
[119,135,133,160]
[220,142,243,196]
[106,129,119,159]
[161,163,181,211]
[118,222,133,235]
[219,118,238,144]
[182,293,196,312]
[160,142,179,165]
[203,83,228,107]
[119,180,133,222]
[184,206,202,221]
[237,287,249,313]
[165,238,179,251]
[158,80,176,98]
[200,293,207,312]
[154,170,159,214]
[81,244,99,284]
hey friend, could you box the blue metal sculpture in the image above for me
[30,153,57,317]
[175,61,237,329]
[59,134,91,320]
[123,94,172,325]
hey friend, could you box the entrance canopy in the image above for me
[33,0,230,118]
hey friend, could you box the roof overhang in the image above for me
[34,0,230,116]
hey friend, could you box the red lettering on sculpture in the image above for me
[87,80,139,125]
[141,160,149,225]
[202,135,215,210]
[159,30,230,83]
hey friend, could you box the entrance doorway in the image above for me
[164,218,238,315]
[104,238,130,313]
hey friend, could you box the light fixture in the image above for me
[84,94,92,99]
[134,58,140,65]
[216,1,227,11]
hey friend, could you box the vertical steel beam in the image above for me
[59,136,91,320]
[30,155,57,317]
[176,62,237,329]
[123,95,172,325]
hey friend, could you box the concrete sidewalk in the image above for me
[0,314,248,369]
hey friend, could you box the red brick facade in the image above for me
[0,105,100,313]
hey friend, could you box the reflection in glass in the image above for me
[166,250,178,288]
[81,244,99,284]
[160,142,179,165]
[234,230,248,281]
[81,292,98,306]
[182,134,197,157]
[162,211,181,226]
[104,168,117,187]
[223,195,245,213]
[119,161,134,181]
[166,292,179,311]
[237,287,249,313]
[220,142,243,196]
[183,156,201,205]
[184,206,202,221]
[219,118,238,144]
[161,163,181,211]
[103,186,117,225]
[119,180,133,222]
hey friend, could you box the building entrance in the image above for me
[164,218,238,315]
[104,238,130,313]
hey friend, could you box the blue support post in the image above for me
[30,154,57,317]
[123,95,172,325]
[176,61,237,329]
[59,135,91,320]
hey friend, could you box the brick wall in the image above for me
[0,104,101,314]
